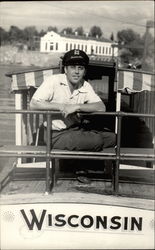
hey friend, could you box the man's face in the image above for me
[65,65,86,87]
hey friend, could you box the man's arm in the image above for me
[30,98,64,111]
[60,101,106,118]
[78,101,106,112]
[30,98,105,116]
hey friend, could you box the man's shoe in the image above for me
[76,175,91,184]
[75,170,91,184]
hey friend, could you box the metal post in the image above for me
[114,58,120,133]
[45,113,51,195]
[113,112,122,195]
[51,158,56,189]
[15,91,22,165]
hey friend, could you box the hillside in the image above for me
[0,46,63,67]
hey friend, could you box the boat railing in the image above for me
[0,110,154,195]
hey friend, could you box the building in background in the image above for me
[40,31,118,57]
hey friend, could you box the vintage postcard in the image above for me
[0,1,154,249]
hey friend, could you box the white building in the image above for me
[40,31,118,57]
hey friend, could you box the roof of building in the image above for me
[44,31,112,43]
[60,33,112,43]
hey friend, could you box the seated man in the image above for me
[30,49,116,182]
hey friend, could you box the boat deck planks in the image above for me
[0,162,154,209]
[0,172,154,209]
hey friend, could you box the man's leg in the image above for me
[51,128,113,151]
[47,127,116,183]
[99,131,116,148]
[98,131,116,176]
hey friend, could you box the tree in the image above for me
[39,29,46,37]
[61,27,74,35]
[117,29,141,45]
[47,26,58,33]
[0,27,9,45]
[75,26,84,36]
[89,26,103,38]
[117,29,145,66]
[21,26,39,50]
[110,32,114,41]
[23,26,38,41]
[118,48,132,64]
[8,26,23,43]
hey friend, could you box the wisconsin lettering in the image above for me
[20,209,143,232]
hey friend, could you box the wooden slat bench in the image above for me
[0,145,154,195]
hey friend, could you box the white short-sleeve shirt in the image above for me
[32,73,102,130]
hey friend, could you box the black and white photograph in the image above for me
[0,0,154,249]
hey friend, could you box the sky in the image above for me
[0,1,154,39]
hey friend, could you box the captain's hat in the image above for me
[62,49,89,66]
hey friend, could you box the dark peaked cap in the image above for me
[62,49,89,66]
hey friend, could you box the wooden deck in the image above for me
[1,163,154,250]
[0,163,154,209]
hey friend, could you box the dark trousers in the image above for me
[44,126,116,151]
[43,125,116,174]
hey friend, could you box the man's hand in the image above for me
[60,101,106,118]
[60,104,80,118]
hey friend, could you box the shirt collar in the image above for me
[60,74,68,86]
[78,83,88,93]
